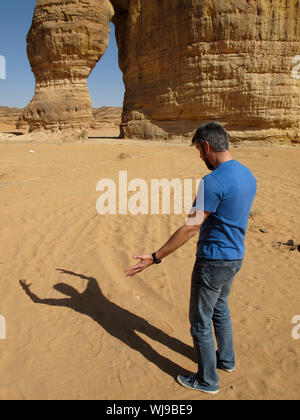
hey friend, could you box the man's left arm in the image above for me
[124,210,211,278]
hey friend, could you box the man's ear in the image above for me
[203,141,210,152]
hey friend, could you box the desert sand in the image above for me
[0,127,299,400]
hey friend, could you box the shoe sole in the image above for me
[217,366,235,373]
[177,376,219,395]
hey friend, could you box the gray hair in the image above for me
[192,122,229,152]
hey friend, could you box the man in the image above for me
[125,122,257,395]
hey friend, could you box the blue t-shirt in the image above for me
[193,160,257,260]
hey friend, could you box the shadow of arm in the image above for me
[19,280,69,306]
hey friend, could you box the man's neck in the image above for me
[214,151,234,168]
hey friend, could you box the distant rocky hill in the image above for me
[0,107,24,126]
[0,106,122,130]
[91,107,122,129]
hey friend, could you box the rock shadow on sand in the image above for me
[20,269,194,379]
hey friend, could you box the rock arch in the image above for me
[23,0,300,143]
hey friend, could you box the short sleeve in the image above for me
[193,175,222,213]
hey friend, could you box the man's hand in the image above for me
[124,255,154,278]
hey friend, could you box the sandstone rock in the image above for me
[91,107,122,129]
[0,107,23,127]
[1,106,121,130]
[23,0,114,134]
[24,0,300,143]
[16,118,29,131]
[113,0,300,143]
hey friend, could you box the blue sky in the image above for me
[0,0,124,109]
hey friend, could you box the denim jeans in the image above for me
[189,258,243,390]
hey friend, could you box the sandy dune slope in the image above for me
[0,130,299,400]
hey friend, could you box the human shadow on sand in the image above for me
[20,269,195,379]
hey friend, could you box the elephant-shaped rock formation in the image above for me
[24,0,300,143]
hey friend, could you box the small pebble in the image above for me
[259,228,269,233]
[118,152,131,160]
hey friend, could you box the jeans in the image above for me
[189,258,243,390]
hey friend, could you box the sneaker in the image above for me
[216,351,235,373]
[177,374,219,395]
[217,365,235,373]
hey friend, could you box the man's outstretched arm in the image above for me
[124,210,211,278]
